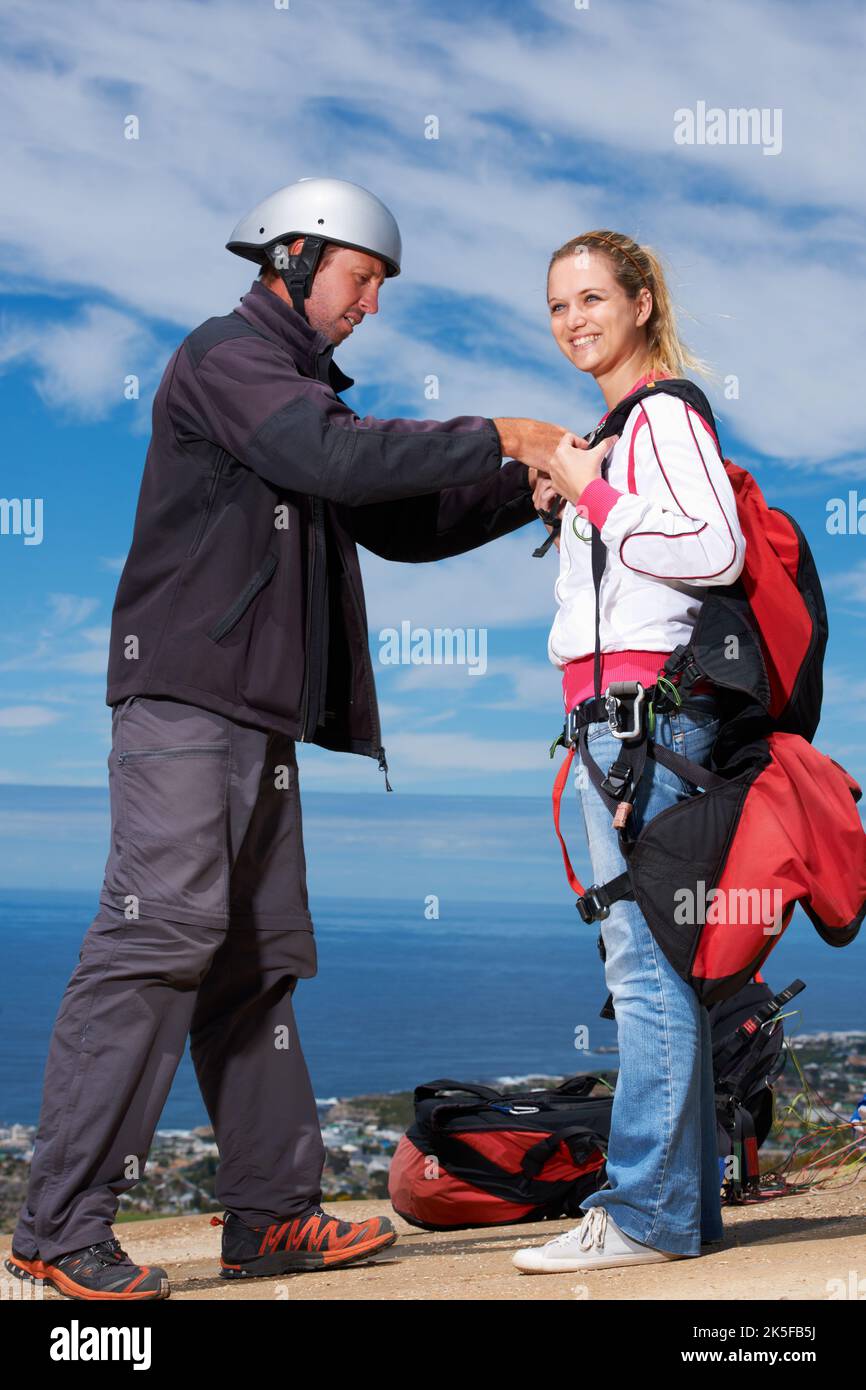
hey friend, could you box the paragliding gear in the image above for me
[387,978,799,1230]
[550,379,866,1006]
[226,177,402,322]
[603,680,647,740]
[710,978,805,1201]
[532,499,564,557]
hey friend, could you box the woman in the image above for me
[514,231,746,1273]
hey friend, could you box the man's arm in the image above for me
[339,457,543,562]
[170,334,566,508]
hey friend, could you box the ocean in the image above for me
[1,889,863,1129]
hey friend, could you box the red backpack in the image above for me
[550,380,866,1006]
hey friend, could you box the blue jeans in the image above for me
[574,692,724,1256]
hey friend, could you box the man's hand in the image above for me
[494,418,568,471]
[531,472,565,551]
[532,472,563,519]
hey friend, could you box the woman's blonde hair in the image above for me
[548,230,710,380]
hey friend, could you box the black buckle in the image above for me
[662,646,701,690]
[566,705,581,745]
[599,758,632,800]
[576,884,610,923]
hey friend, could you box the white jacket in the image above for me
[548,387,747,667]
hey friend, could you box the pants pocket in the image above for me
[113,745,230,924]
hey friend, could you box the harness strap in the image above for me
[578,724,648,836]
[551,741,633,915]
[552,744,584,895]
[553,714,730,920]
[648,742,728,791]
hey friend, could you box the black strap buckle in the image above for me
[576,884,610,923]
[566,705,582,746]
[599,758,633,800]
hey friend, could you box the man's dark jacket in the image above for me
[106,279,539,781]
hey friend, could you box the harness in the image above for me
[548,420,727,927]
[534,380,864,1009]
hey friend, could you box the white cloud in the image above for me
[53,648,110,676]
[0,0,862,463]
[823,561,866,608]
[0,303,160,422]
[386,651,561,710]
[359,524,558,631]
[298,731,547,791]
[0,705,63,730]
[0,598,109,675]
[42,594,100,633]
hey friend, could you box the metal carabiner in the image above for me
[604,681,646,741]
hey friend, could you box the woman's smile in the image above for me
[571,333,602,351]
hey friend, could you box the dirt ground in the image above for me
[5,1170,866,1302]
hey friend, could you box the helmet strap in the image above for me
[268,236,326,320]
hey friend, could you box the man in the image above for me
[6,178,607,1299]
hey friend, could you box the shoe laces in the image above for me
[63,1237,129,1268]
[545,1207,608,1253]
[578,1208,608,1250]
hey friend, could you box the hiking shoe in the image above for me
[6,1238,170,1300]
[4,1251,48,1285]
[214,1206,398,1278]
[512,1206,688,1272]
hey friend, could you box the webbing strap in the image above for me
[521,1122,604,1178]
[552,744,585,895]
[649,742,728,791]
[551,744,634,916]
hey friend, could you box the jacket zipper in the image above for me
[206,550,278,643]
[343,564,391,789]
[299,495,327,741]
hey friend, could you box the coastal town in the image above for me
[2,1031,865,1232]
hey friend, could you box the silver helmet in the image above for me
[226,177,401,319]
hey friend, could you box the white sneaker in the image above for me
[512,1207,688,1273]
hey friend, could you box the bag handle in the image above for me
[413,1078,502,1103]
[521,1122,605,1179]
[549,1074,606,1098]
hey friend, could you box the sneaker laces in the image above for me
[578,1208,608,1251]
[62,1238,129,1268]
[543,1208,608,1253]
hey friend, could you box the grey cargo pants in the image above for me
[13,695,325,1263]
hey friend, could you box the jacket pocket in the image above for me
[187,450,229,559]
[206,550,279,643]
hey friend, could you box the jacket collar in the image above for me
[233,279,355,394]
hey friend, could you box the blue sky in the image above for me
[1,0,865,889]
